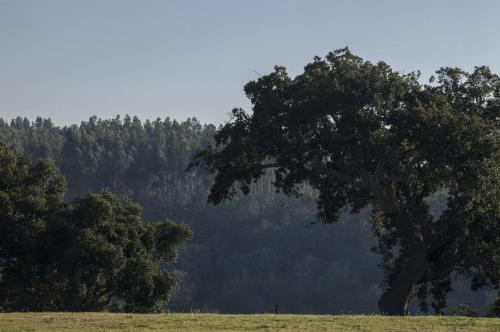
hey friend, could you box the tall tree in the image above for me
[193,48,500,315]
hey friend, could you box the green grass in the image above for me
[0,313,499,331]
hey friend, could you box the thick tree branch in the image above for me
[420,260,456,283]
[257,162,279,170]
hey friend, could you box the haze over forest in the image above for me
[1,0,499,317]
[0,114,497,314]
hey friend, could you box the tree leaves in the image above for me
[195,48,500,313]
[0,144,192,312]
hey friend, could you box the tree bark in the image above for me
[378,249,428,315]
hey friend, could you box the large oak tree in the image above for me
[194,49,500,315]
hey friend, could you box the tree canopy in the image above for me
[195,48,500,315]
[0,143,192,312]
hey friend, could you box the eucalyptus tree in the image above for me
[194,48,500,315]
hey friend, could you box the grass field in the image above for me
[0,313,500,332]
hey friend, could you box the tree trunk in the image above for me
[378,249,428,315]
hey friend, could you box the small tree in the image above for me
[0,143,192,312]
[193,49,500,315]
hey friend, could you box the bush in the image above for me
[489,293,500,317]
[454,304,478,317]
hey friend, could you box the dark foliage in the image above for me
[0,103,497,314]
[0,143,191,312]
[194,49,500,315]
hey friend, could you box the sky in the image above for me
[1,0,499,126]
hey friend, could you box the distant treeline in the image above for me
[0,116,494,314]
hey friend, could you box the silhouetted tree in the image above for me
[194,48,500,315]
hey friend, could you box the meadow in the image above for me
[0,313,499,332]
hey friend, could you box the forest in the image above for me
[3,0,500,326]
[0,111,497,314]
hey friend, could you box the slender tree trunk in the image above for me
[378,249,428,315]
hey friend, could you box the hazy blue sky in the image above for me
[1,0,499,126]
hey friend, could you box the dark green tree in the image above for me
[0,143,66,310]
[193,49,500,315]
[0,143,192,312]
